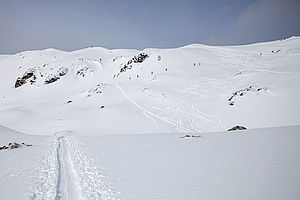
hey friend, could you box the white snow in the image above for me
[0,37,299,135]
[78,125,300,200]
[0,37,300,199]
[0,125,47,200]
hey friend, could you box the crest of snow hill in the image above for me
[2,36,300,134]
[14,52,149,88]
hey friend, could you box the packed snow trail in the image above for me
[31,135,119,200]
[55,136,82,200]
[56,137,63,200]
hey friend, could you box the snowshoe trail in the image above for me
[31,134,119,200]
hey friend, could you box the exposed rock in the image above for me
[22,142,32,146]
[233,72,242,77]
[157,55,161,61]
[44,67,68,85]
[117,53,149,75]
[272,49,281,53]
[9,142,21,149]
[0,142,33,151]
[58,67,68,76]
[76,67,91,77]
[15,78,26,88]
[85,83,106,98]
[180,134,201,138]
[228,126,247,131]
[14,69,37,88]
[45,75,60,84]
[132,53,149,63]
[15,66,68,88]
[228,86,268,106]
[23,72,34,80]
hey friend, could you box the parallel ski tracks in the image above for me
[31,135,118,200]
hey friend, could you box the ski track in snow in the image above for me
[55,136,82,200]
[117,81,228,133]
[142,77,229,132]
[31,135,119,200]
[56,137,63,200]
[116,83,196,133]
[207,46,289,75]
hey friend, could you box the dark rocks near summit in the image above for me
[118,53,149,75]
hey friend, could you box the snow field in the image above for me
[30,134,119,200]
[79,125,300,200]
[66,136,119,200]
[30,136,59,199]
[0,37,300,199]
[0,37,300,135]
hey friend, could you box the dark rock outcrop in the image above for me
[180,134,201,138]
[227,126,247,131]
[132,53,148,63]
[0,142,32,151]
[15,69,37,88]
[228,86,268,106]
[44,67,68,84]
[15,78,26,88]
[45,76,60,84]
[58,67,68,76]
[117,53,149,75]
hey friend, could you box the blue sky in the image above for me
[0,0,299,53]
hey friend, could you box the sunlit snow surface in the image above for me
[0,37,299,135]
[79,125,300,200]
[1,125,300,199]
[0,37,300,199]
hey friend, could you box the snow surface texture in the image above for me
[0,37,300,135]
[0,37,300,199]
[1,124,300,200]
[30,133,119,200]
[0,125,47,199]
[0,127,119,200]
[79,125,300,200]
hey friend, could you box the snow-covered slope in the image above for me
[0,125,47,199]
[79,125,300,200]
[1,124,299,199]
[1,37,300,199]
[0,37,300,135]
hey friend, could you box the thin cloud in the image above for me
[228,0,300,44]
